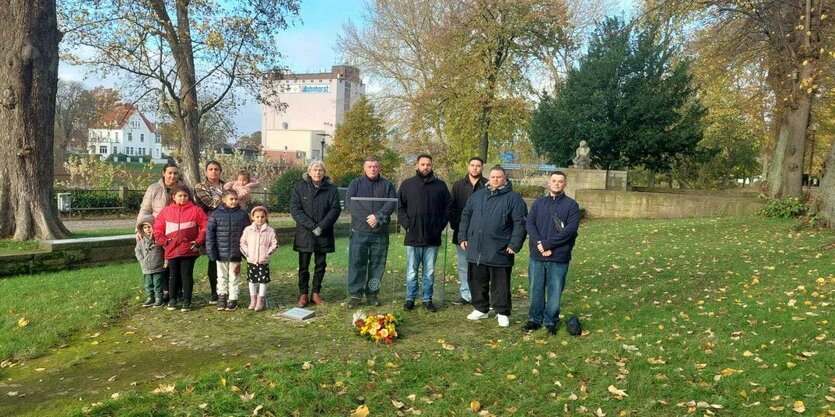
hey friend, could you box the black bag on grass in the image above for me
[566,315,582,336]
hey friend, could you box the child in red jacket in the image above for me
[153,185,208,312]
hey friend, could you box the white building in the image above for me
[261,65,365,161]
[88,104,165,161]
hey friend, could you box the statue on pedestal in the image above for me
[572,140,591,169]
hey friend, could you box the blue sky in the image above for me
[60,0,636,137]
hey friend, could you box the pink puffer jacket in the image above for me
[240,223,277,265]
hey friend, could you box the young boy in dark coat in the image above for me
[206,189,250,311]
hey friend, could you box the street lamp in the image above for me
[315,132,330,161]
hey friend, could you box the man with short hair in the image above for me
[450,157,487,305]
[397,154,452,312]
[458,166,527,327]
[346,157,397,308]
[524,171,580,335]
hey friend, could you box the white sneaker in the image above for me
[467,309,489,320]
[497,314,510,327]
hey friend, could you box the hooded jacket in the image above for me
[345,174,397,235]
[526,192,580,263]
[450,175,487,244]
[397,171,452,247]
[206,204,250,262]
[153,200,208,260]
[458,181,528,267]
[134,220,166,274]
[289,173,341,253]
[136,177,193,225]
[240,206,278,265]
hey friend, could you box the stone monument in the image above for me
[572,140,591,169]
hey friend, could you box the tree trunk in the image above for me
[0,0,70,240]
[768,63,813,199]
[816,140,835,227]
[766,122,789,195]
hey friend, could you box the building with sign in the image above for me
[261,65,365,162]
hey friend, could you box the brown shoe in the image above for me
[312,293,325,305]
[298,293,309,308]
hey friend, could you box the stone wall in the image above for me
[576,189,766,219]
[0,222,388,278]
[517,169,627,199]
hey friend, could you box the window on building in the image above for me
[282,122,288,130]
[113,147,118,154]
[114,132,119,141]
[155,134,161,143]
[127,132,132,142]
[140,148,145,155]
[140,133,145,142]
[99,146,107,154]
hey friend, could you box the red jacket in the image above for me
[153,200,208,260]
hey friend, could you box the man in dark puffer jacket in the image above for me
[206,189,250,310]
[458,166,527,327]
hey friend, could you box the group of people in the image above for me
[134,162,275,312]
[132,154,581,333]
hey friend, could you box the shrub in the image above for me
[268,168,304,213]
[123,190,145,210]
[514,184,545,198]
[70,190,122,209]
[756,196,808,219]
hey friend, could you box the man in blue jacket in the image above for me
[524,171,580,335]
[458,166,527,327]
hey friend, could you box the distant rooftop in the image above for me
[265,65,361,84]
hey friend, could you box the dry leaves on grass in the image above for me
[349,404,369,417]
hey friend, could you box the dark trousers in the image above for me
[468,263,512,316]
[298,251,327,295]
[207,259,218,296]
[168,257,196,302]
[347,232,389,298]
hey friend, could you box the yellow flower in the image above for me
[379,329,389,338]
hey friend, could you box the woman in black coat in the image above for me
[289,161,342,307]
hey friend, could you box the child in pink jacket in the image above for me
[224,170,260,209]
[240,206,278,311]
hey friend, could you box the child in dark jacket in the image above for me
[153,186,208,312]
[135,216,166,307]
[206,190,250,311]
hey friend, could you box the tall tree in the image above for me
[60,0,300,184]
[530,17,705,175]
[339,0,572,164]
[656,0,833,199]
[55,80,96,162]
[0,0,71,240]
[324,97,401,186]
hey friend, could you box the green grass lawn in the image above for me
[0,216,832,417]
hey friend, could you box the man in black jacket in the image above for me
[346,157,397,308]
[458,166,527,327]
[450,157,487,305]
[290,161,342,308]
[397,154,452,312]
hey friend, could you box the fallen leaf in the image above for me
[392,399,405,409]
[506,374,517,380]
[350,404,369,417]
[252,404,263,415]
[17,318,29,328]
[470,400,481,412]
[302,361,313,370]
[608,385,629,398]
[792,400,805,413]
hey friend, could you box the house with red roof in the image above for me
[87,103,165,162]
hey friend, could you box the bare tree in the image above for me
[55,79,95,162]
[0,0,71,240]
[60,0,300,184]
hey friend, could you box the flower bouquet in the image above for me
[352,310,401,344]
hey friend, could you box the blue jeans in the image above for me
[455,245,471,301]
[347,231,389,298]
[528,259,569,326]
[405,246,439,302]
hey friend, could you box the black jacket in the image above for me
[290,174,342,253]
[458,182,528,267]
[345,174,397,234]
[397,172,452,247]
[206,205,250,261]
[526,193,580,263]
[450,175,487,244]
